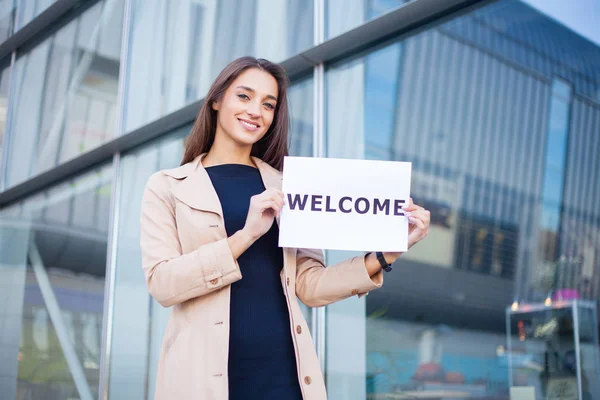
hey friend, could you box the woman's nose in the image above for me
[247,100,261,117]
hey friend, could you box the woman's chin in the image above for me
[233,132,265,146]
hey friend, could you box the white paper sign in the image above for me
[279,156,412,252]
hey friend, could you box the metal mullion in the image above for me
[311,0,326,374]
[97,0,133,397]
[312,64,326,373]
[313,0,324,46]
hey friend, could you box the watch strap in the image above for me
[376,251,393,272]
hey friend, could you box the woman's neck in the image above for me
[202,140,254,168]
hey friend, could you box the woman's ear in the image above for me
[212,100,219,111]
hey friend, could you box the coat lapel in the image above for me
[166,155,223,217]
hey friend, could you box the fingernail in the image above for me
[404,211,412,216]
[408,217,416,225]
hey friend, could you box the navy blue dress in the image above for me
[205,164,303,400]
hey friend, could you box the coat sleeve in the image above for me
[294,248,383,307]
[139,172,242,308]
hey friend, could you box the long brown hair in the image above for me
[181,57,290,171]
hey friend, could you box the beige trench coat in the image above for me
[140,155,384,399]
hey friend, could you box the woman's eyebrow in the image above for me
[236,85,277,101]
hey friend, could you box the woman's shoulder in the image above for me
[144,160,196,197]
[251,156,283,178]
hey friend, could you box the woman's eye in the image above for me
[264,103,275,110]
[237,94,250,100]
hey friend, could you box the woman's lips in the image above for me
[238,118,259,132]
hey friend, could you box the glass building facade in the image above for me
[0,0,599,399]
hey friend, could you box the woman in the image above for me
[140,56,430,399]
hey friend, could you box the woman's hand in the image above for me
[404,197,430,249]
[241,188,285,241]
[382,198,430,264]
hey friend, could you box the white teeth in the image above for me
[240,120,258,129]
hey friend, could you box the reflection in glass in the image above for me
[288,77,313,157]
[326,0,410,39]
[5,0,124,188]
[0,0,16,41]
[506,301,600,398]
[0,164,112,400]
[325,0,600,398]
[124,0,313,132]
[16,0,57,29]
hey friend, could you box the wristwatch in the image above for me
[375,251,393,272]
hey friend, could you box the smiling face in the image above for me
[212,68,279,151]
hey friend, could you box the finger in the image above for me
[264,190,285,202]
[406,200,425,210]
[403,204,418,212]
[266,188,284,198]
[413,204,425,212]
[408,209,430,224]
[405,205,426,215]
[408,216,426,230]
[265,193,284,209]
[402,198,418,211]
[258,189,282,201]
[260,200,281,215]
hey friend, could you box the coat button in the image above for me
[296,325,302,334]
[351,289,359,295]
[286,277,290,286]
[210,278,218,285]
[304,376,312,385]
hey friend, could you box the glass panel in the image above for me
[0,0,16,41]
[108,125,188,400]
[109,77,314,399]
[326,0,411,39]
[0,163,112,400]
[324,1,600,399]
[288,76,314,157]
[5,0,124,188]
[123,0,313,132]
[16,0,57,29]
